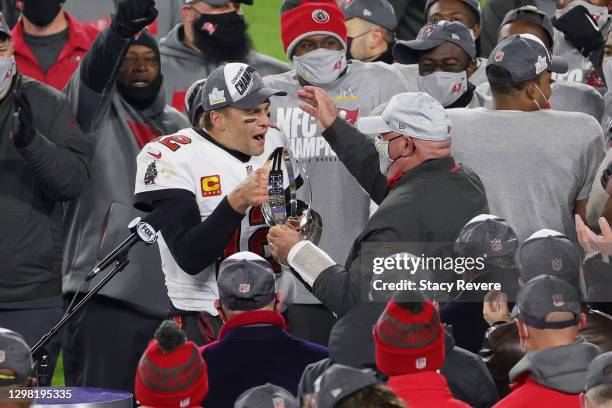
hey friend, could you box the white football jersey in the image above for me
[134,126,288,314]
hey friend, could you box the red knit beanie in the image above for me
[135,321,208,408]
[374,292,445,377]
[281,0,347,59]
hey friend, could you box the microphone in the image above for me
[85,209,166,281]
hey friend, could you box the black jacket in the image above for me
[298,302,500,408]
[311,118,489,317]
[0,74,92,303]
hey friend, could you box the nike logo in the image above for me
[148,151,162,159]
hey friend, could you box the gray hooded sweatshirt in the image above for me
[509,338,601,394]
[159,23,290,112]
[62,27,189,318]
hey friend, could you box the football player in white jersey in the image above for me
[134,62,288,344]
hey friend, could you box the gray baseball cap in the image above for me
[586,352,612,391]
[425,0,481,23]
[234,383,298,408]
[486,33,567,85]
[340,0,397,32]
[0,327,32,386]
[185,78,206,126]
[518,229,582,285]
[201,63,286,112]
[512,274,581,330]
[455,214,518,260]
[393,21,476,64]
[500,6,554,48]
[313,364,381,407]
[0,12,11,38]
[217,251,276,311]
[356,92,451,141]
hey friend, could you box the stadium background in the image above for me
[49,0,489,386]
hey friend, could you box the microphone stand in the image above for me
[30,256,130,386]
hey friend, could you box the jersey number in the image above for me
[159,134,192,152]
[223,206,280,272]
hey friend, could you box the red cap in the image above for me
[135,337,208,407]
[374,297,445,377]
[281,0,347,59]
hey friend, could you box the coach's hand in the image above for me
[112,0,158,39]
[228,168,269,214]
[297,86,338,132]
[267,225,303,265]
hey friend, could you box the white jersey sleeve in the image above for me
[134,132,197,201]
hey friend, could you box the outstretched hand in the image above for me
[297,86,339,132]
[576,214,612,262]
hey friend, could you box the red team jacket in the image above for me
[11,13,99,91]
[493,376,580,408]
[387,371,472,408]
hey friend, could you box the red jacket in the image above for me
[12,12,99,91]
[387,371,472,408]
[493,375,580,408]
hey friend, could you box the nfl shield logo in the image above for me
[273,397,285,408]
[553,294,565,307]
[239,284,251,293]
[416,357,427,369]
[491,238,502,252]
[495,50,504,62]
[551,258,563,272]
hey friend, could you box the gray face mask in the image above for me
[374,135,403,176]
[293,48,347,86]
[417,71,468,107]
[0,56,16,98]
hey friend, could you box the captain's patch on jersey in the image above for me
[201,175,221,197]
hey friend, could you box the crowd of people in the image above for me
[2,0,612,407]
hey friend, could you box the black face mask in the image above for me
[117,73,163,111]
[22,0,64,28]
[192,11,251,64]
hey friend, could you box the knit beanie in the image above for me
[280,0,347,59]
[135,320,208,408]
[130,29,161,64]
[374,291,445,377]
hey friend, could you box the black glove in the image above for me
[552,5,605,58]
[601,161,612,195]
[11,84,35,149]
[111,0,158,39]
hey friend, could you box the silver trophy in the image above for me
[261,147,322,264]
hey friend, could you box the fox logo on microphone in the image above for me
[136,221,158,244]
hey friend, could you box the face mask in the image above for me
[0,56,16,98]
[375,137,393,176]
[532,83,551,110]
[22,0,64,27]
[193,11,250,63]
[117,73,163,110]
[555,0,609,29]
[417,71,468,107]
[346,30,370,60]
[293,48,347,86]
[374,135,404,176]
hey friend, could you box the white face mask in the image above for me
[555,0,609,29]
[417,71,468,107]
[532,83,550,110]
[0,56,16,98]
[293,48,347,86]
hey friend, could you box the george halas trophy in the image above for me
[261,147,322,266]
